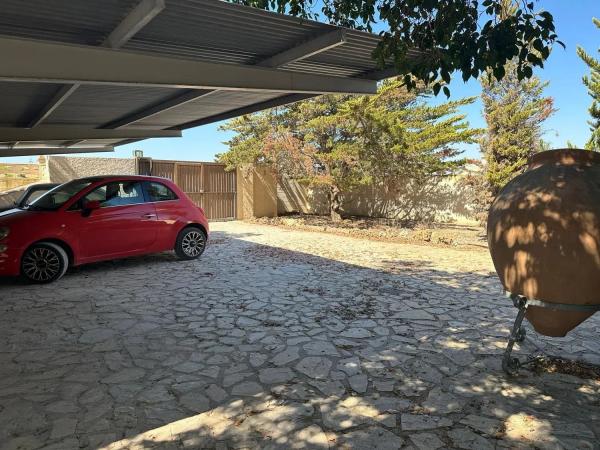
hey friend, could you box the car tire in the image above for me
[21,242,69,284]
[175,227,207,260]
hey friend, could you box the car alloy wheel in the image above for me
[21,243,68,283]
[181,230,205,257]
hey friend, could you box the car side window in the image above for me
[146,182,178,202]
[84,181,145,207]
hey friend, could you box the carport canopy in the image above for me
[0,0,414,157]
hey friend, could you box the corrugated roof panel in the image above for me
[123,39,256,65]
[0,0,398,76]
[131,90,285,127]
[45,85,180,127]
[281,61,367,78]
[0,0,407,153]
[0,82,63,126]
[123,0,329,65]
[0,0,138,45]
[0,0,396,78]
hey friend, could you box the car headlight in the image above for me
[0,227,9,240]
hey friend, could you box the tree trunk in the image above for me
[329,185,342,222]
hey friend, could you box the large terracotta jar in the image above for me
[487,149,600,337]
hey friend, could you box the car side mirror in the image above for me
[82,200,101,217]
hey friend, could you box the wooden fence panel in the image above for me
[176,164,203,194]
[138,159,236,220]
[136,158,152,176]
[150,161,175,181]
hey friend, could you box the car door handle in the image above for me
[142,213,157,219]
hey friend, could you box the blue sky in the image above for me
[6,0,599,164]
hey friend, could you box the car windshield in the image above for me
[18,186,56,206]
[27,180,93,211]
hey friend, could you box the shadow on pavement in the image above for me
[0,229,598,449]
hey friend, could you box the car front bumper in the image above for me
[0,244,22,276]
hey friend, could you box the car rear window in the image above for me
[147,182,178,202]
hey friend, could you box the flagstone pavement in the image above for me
[0,221,598,450]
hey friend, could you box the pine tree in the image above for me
[480,61,556,194]
[577,18,600,150]
[218,80,480,221]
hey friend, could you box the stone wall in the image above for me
[277,167,480,224]
[45,156,137,183]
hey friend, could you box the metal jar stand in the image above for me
[503,292,600,375]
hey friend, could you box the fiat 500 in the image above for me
[0,175,209,283]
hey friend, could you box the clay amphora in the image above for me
[488,149,600,337]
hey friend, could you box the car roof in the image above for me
[29,182,59,188]
[72,175,172,183]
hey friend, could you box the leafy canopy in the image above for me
[230,0,561,95]
[577,18,600,150]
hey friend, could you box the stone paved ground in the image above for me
[0,221,598,450]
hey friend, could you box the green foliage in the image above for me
[218,80,480,218]
[215,113,274,169]
[230,0,561,96]
[337,82,480,186]
[566,140,579,149]
[480,61,555,193]
[577,18,600,151]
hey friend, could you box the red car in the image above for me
[0,175,209,283]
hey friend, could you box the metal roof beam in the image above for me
[0,126,181,143]
[0,37,377,95]
[27,83,81,128]
[105,29,347,130]
[169,29,348,131]
[177,94,316,129]
[0,146,114,157]
[24,0,165,128]
[103,0,165,49]
[257,29,347,68]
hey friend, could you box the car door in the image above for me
[144,181,186,249]
[75,181,158,260]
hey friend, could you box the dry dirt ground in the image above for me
[250,215,488,250]
[0,221,598,450]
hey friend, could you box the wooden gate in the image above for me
[137,158,236,220]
